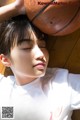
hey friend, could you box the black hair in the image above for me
[0,15,47,55]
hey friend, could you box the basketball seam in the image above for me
[31,0,55,22]
[31,1,80,35]
[53,6,80,35]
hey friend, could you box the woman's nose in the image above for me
[34,45,44,59]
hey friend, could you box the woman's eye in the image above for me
[21,48,31,50]
[40,46,46,48]
[38,41,46,48]
[39,45,46,48]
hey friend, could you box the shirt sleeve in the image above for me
[69,73,80,110]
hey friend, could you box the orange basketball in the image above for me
[1,0,80,36]
[24,0,80,36]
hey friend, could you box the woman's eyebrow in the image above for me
[18,39,32,45]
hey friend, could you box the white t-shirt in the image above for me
[0,68,80,120]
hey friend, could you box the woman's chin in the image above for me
[35,69,46,77]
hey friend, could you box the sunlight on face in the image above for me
[9,31,49,85]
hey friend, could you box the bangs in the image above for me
[11,24,33,47]
[13,23,47,47]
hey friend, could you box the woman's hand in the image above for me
[0,0,26,22]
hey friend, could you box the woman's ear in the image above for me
[0,54,11,67]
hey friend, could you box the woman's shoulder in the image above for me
[0,74,15,85]
[41,67,69,84]
[46,67,69,79]
[45,67,80,84]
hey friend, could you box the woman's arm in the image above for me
[0,0,26,22]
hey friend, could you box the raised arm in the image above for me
[0,0,26,22]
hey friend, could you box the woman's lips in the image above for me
[33,63,46,69]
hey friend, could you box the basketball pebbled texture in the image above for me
[24,0,80,36]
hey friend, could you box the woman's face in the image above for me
[9,30,49,85]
